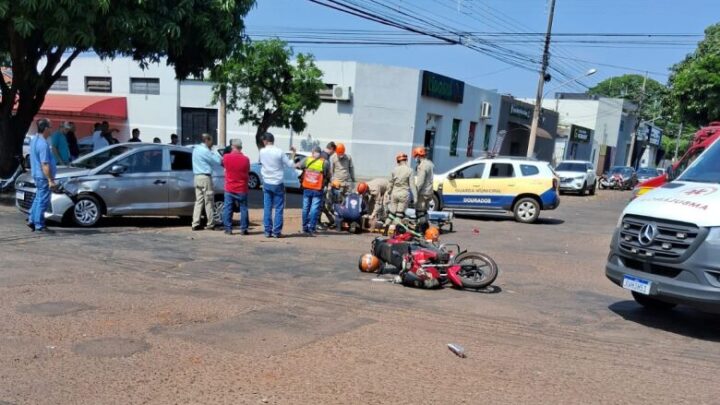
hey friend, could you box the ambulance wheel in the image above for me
[513,197,540,224]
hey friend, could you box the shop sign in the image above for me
[421,71,464,103]
[509,104,532,119]
[570,124,592,143]
[649,126,663,146]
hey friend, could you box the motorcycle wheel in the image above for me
[453,252,498,289]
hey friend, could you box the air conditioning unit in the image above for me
[481,102,492,119]
[332,85,351,101]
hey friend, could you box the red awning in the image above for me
[39,94,127,119]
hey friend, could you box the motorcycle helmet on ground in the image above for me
[358,253,381,273]
[357,182,369,194]
[424,227,440,243]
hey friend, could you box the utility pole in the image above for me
[218,87,227,147]
[527,0,556,158]
[625,71,648,167]
[674,121,683,161]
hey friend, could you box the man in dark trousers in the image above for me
[222,139,250,235]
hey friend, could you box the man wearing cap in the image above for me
[191,133,222,231]
[222,139,250,235]
[297,146,331,235]
[258,132,296,238]
[50,121,72,165]
[28,118,57,232]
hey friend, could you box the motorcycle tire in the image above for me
[453,252,498,289]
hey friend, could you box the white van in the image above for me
[605,137,720,313]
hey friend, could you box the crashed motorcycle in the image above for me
[598,173,624,190]
[362,225,499,290]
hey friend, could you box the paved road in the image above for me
[0,190,718,404]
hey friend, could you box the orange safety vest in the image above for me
[302,157,325,191]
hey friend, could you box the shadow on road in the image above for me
[609,300,720,342]
[455,213,565,225]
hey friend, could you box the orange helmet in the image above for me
[358,254,381,273]
[357,182,369,194]
[331,179,342,189]
[412,147,427,158]
[396,152,408,162]
[336,143,346,155]
[424,227,440,242]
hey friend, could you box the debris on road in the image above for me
[448,343,466,358]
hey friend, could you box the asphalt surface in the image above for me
[1,189,719,404]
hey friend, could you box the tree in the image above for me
[587,74,669,121]
[668,23,720,127]
[0,0,255,177]
[211,39,324,150]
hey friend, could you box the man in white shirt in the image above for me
[258,132,295,238]
[92,122,109,151]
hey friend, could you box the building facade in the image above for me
[497,96,559,162]
[40,56,503,178]
[539,93,638,173]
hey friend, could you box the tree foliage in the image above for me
[211,39,324,150]
[587,74,669,121]
[668,22,720,127]
[0,0,255,176]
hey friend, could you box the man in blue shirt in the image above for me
[191,133,222,231]
[49,121,72,165]
[28,118,57,232]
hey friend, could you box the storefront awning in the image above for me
[38,94,127,119]
[509,122,554,140]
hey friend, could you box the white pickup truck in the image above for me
[605,136,720,313]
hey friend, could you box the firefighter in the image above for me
[384,152,413,229]
[412,146,435,235]
[357,178,389,231]
[330,143,355,195]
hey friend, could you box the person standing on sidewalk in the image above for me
[297,146,330,236]
[258,132,296,238]
[330,143,355,195]
[222,139,250,235]
[191,133,222,231]
[412,146,435,235]
[28,118,57,233]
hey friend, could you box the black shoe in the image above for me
[224,230,232,235]
[192,226,202,231]
[272,234,282,239]
[35,228,54,234]
[27,222,35,232]
[265,233,272,238]
[240,230,249,236]
[206,225,217,231]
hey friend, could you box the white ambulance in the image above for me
[605,136,720,313]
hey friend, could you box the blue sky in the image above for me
[245,0,720,97]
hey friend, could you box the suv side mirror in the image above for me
[108,164,127,175]
[447,172,457,180]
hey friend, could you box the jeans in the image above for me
[223,192,249,232]
[263,183,285,236]
[302,189,324,233]
[29,177,50,230]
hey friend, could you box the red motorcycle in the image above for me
[361,228,499,290]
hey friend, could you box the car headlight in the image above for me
[707,227,720,241]
[574,175,585,180]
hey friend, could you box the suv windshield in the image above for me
[678,140,720,184]
[637,168,658,177]
[610,167,631,175]
[556,163,586,172]
[70,146,132,169]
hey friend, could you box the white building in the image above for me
[532,93,638,172]
[41,56,502,178]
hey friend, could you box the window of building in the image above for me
[50,76,68,91]
[130,77,160,95]
[490,163,515,178]
[520,164,540,176]
[170,151,193,171]
[483,124,492,151]
[318,83,335,101]
[455,163,485,179]
[450,119,461,156]
[466,122,477,157]
[85,76,112,93]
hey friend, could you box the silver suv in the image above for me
[15,144,224,227]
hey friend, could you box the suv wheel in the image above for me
[513,197,540,224]
[248,173,261,189]
[580,181,588,195]
[631,292,677,310]
[589,181,596,196]
[72,195,102,227]
[429,194,440,211]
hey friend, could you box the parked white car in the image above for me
[555,160,597,195]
